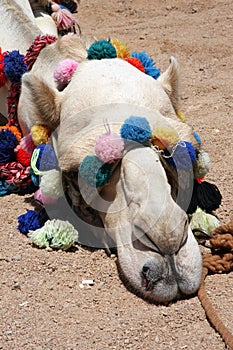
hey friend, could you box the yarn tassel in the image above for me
[187,179,222,214]
[51,3,77,30]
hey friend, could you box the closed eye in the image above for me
[132,225,162,254]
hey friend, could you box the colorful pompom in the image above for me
[0,48,7,88]
[51,3,77,30]
[187,180,222,214]
[193,150,211,179]
[0,180,16,196]
[110,38,130,58]
[28,219,79,250]
[15,145,31,167]
[185,141,197,163]
[40,169,63,198]
[176,110,186,123]
[30,167,40,187]
[120,116,152,143]
[87,40,117,60]
[166,141,196,170]
[34,188,58,205]
[17,210,41,234]
[193,131,201,145]
[152,124,179,150]
[34,144,58,172]
[0,129,18,164]
[19,134,36,155]
[124,57,145,73]
[3,50,27,83]
[31,124,50,146]
[95,132,124,163]
[79,155,112,188]
[54,59,78,88]
[0,124,22,142]
[131,50,160,79]
[190,206,220,237]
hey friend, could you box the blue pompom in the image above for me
[17,210,41,234]
[79,155,112,188]
[120,116,152,143]
[193,131,201,146]
[166,141,196,170]
[87,40,117,60]
[0,180,14,196]
[131,51,160,79]
[4,50,27,83]
[0,129,18,164]
[36,144,58,171]
[29,167,40,187]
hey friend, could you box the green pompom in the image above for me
[87,40,117,60]
[79,155,112,188]
[190,207,220,238]
[28,219,78,250]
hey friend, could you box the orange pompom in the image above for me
[151,137,167,150]
[0,123,22,141]
[124,58,145,73]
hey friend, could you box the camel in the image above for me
[1,0,203,303]
[18,53,203,303]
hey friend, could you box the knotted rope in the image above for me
[198,218,233,349]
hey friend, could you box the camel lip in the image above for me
[143,277,154,292]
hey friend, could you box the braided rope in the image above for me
[0,35,57,190]
[198,219,233,349]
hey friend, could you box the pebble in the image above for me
[12,284,21,290]
[12,254,22,261]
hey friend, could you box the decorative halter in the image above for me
[0,36,222,250]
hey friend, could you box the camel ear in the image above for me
[158,56,180,112]
[19,73,62,131]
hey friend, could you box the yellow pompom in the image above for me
[176,110,186,123]
[110,38,130,58]
[31,124,50,146]
[152,125,179,150]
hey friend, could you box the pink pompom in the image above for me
[34,189,57,205]
[54,59,78,86]
[95,133,124,164]
[51,5,77,30]
[19,134,35,155]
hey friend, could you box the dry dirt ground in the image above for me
[0,1,233,349]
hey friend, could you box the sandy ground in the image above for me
[0,1,233,349]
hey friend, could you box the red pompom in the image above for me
[0,48,7,88]
[15,146,31,167]
[124,57,145,73]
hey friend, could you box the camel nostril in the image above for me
[142,265,150,275]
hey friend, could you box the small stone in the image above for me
[45,247,53,252]
[12,254,22,261]
[12,284,21,290]
[6,330,12,335]
[191,8,197,13]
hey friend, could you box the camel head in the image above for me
[18,55,203,303]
